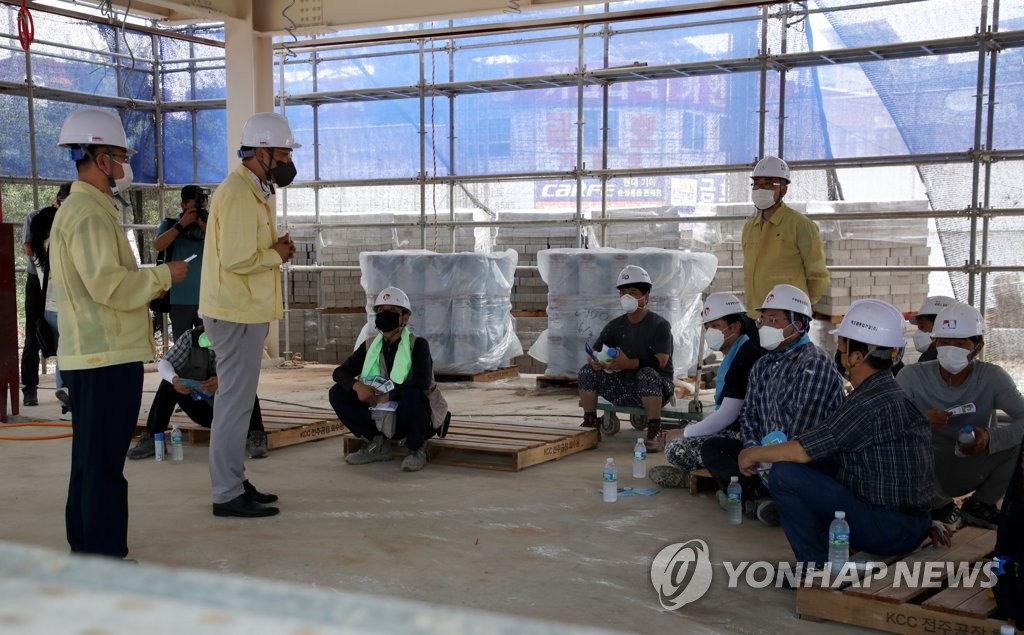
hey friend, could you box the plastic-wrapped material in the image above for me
[528,248,718,378]
[358,250,522,374]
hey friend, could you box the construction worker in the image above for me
[741,156,829,316]
[701,284,844,526]
[650,292,764,488]
[51,108,188,558]
[896,302,1024,529]
[909,295,956,363]
[578,265,674,451]
[738,299,933,568]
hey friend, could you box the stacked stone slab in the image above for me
[359,250,523,374]
[529,247,718,378]
[692,200,930,315]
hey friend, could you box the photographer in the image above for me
[154,185,209,337]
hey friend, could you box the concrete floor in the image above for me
[0,364,869,634]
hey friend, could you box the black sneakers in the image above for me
[127,432,155,460]
[213,492,279,517]
[22,388,37,407]
[247,430,269,459]
[242,480,278,504]
[931,501,964,527]
[960,497,1000,530]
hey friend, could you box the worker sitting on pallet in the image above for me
[578,265,674,451]
[701,284,844,526]
[908,295,955,364]
[896,301,1024,529]
[737,299,934,570]
[127,324,269,460]
[649,292,765,488]
[329,287,437,472]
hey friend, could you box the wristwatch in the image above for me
[173,222,185,232]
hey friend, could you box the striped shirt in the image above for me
[797,370,934,513]
[739,335,844,448]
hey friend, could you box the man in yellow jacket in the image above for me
[741,156,829,318]
[199,112,298,518]
[51,108,187,558]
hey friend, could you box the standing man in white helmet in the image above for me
[200,112,299,517]
[896,302,1024,529]
[329,287,440,472]
[738,299,934,570]
[649,292,765,488]
[578,265,675,451]
[701,283,843,525]
[741,156,829,316]
[50,108,188,558]
[908,295,955,363]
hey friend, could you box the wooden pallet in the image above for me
[796,526,1006,634]
[434,366,519,383]
[135,406,345,451]
[688,468,716,495]
[536,375,578,389]
[343,419,599,471]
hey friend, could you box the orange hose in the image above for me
[0,421,73,440]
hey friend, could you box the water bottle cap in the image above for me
[730,476,739,482]
[606,457,614,463]
[835,511,846,519]
[961,425,973,434]
[154,432,164,440]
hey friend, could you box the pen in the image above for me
[184,254,197,263]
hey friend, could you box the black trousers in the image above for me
[64,362,143,558]
[329,383,433,451]
[20,273,43,389]
[699,435,770,502]
[168,304,201,341]
[144,379,264,435]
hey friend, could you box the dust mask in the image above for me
[620,294,639,313]
[703,328,725,352]
[912,331,932,353]
[752,189,777,210]
[937,346,971,374]
[758,324,787,351]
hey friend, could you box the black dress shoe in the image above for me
[243,479,278,504]
[212,493,279,517]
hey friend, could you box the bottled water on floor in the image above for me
[602,458,617,503]
[632,438,647,478]
[170,424,184,461]
[726,476,742,525]
[829,511,850,574]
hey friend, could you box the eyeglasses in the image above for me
[750,180,783,190]
[755,315,790,328]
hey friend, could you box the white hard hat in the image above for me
[240,112,301,149]
[909,295,956,325]
[931,302,984,339]
[373,287,411,312]
[702,292,746,323]
[758,283,812,318]
[752,156,791,182]
[616,265,652,289]
[830,299,906,349]
[58,108,135,156]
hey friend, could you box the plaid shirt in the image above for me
[740,336,844,447]
[797,370,934,513]
[163,328,215,377]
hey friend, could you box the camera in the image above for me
[196,207,209,223]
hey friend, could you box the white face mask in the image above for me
[937,346,972,374]
[620,294,639,313]
[114,161,134,194]
[912,330,932,353]
[703,328,725,352]
[758,324,787,351]
[751,189,777,210]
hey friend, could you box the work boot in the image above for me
[400,447,428,472]
[644,420,663,452]
[961,497,1000,530]
[22,387,37,407]
[345,435,393,465]
[649,465,688,488]
[755,498,781,527]
[247,430,269,459]
[127,432,155,460]
[580,412,599,429]
[242,479,278,504]
[55,388,72,415]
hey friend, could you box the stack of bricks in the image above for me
[692,200,930,317]
[596,207,689,251]
[494,211,581,311]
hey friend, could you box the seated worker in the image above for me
[329,287,435,472]
[578,265,674,451]
[127,324,269,461]
[909,295,955,363]
[737,299,933,567]
[701,284,844,526]
[649,292,764,488]
[896,301,1024,529]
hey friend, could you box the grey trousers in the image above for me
[933,435,1018,506]
[203,318,269,504]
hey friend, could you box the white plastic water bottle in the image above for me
[829,511,850,574]
[154,432,165,461]
[632,438,647,478]
[954,425,975,457]
[170,424,184,461]
[602,458,617,503]
[726,476,742,525]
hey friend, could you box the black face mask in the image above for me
[270,159,297,188]
[375,311,401,332]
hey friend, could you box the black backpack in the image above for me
[994,441,1024,625]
